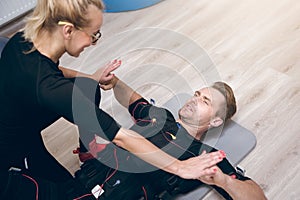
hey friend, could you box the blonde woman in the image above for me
[0,0,224,199]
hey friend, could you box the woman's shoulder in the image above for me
[9,31,26,42]
[7,31,33,51]
[12,31,24,37]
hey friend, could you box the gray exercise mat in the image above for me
[161,93,257,200]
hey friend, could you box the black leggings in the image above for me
[0,77,101,199]
[28,77,101,181]
[0,168,94,200]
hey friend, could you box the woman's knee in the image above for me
[70,77,101,106]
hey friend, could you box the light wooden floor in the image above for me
[3,0,300,199]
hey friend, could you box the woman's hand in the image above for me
[91,59,121,87]
[176,150,226,179]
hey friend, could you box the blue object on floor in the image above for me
[0,36,9,59]
[103,0,163,12]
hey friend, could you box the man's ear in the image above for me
[210,117,223,128]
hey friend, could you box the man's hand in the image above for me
[199,166,267,200]
[177,150,226,179]
[198,165,230,187]
[91,59,121,87]
[101,75,119,91]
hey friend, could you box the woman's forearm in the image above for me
[113,128,224,179]
[59,60,120,85]
[59,66,92,79]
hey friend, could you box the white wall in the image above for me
[0,0,36,27]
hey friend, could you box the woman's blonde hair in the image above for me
[23,0,104,43]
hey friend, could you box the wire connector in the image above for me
[91,184,104,198]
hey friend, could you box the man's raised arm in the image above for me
[105,75,142,108]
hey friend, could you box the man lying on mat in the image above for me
[75,73,266,200]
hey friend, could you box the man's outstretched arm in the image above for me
[199,166,267,200]
[103,75,142,108]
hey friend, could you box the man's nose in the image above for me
[193,96,205,104]
[191,96,200,104]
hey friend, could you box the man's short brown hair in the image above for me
[211,82,237,122]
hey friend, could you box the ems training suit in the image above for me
[77,98,251,200]
[0,32,120,199]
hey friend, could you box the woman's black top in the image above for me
[0,32,120,172]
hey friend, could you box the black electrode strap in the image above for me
[0,167,22,199]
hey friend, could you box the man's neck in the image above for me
[176,119,208,140]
